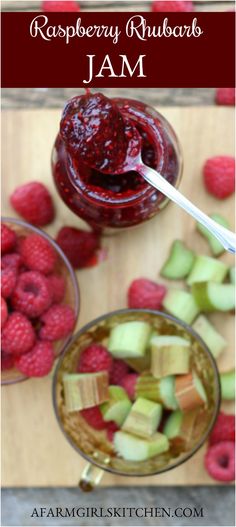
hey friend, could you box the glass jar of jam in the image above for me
[52,95,183,232]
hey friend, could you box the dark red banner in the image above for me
[1,12,235,87]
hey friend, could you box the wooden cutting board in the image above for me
[1,105,235,487]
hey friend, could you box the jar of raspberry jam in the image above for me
[52,96,183,232]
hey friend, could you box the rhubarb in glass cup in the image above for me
[52,309,220,490]
[1,217,80,385]
[52,94,183,233]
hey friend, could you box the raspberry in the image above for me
[11,271,52,318]
[204,441,235,482]
[47,274,66,304]
[10,182,55,227]
[128,278,167,310]
[216,88,235,106]
[1,312,35,355]
[80,407,107,430]
[20,233,57,275]
[152,1,194,12]
[39,304,76,341]
[1,297,8,327]
[209,412,235,445]
[15,341,54,377]
[78,344,113,374]
[109,359,129,384]
[120,373,139,400]
[106,421,119,442]
[203,156,235,199]
[1,266,17,298]
[1,224,16,254]
[2,253,22,272]
[56,227,100,269]
[1,350,15,371]
[42,1,80,11]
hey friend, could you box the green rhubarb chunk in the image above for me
[122,397,163,438]
[135,374,178,410]
[63,372,109,412]
[114,431,169,461]
[192,282,235,312]
[160,240,195,280]
[192,315,227,358]
[229,267,235,284]
[187,255,229,286]
[125,350,151,373]
[163,288,200,324]
[220,370,235,400]
[100,386,132,427]
[163,410,183,439]
[150,335,191,378]
[175,372,207,410]
[197,213,230,256]
[160,376,178,410]
[193,371,207,404]
[135,374,161,402]
[108,321,151,359]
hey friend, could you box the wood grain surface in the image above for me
[1,88,218,109]
[1,105,235,487]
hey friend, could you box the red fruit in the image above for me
[80,407,107,430]
[216,88,235,106]
[15,341,54,377]
[10,182,55,227]
[1,224,16,254]
[109,359,129,385]
[47,274,66,304]
[120,373,139,400]
[1,266,17,298]
[42,1,79,11]
[2,253,22,272]
[56,226,100,269]
[152,0,194,12]
[1,297,8,327]
[1,312,35,355]
[20,233,57,275]
[1,350,15,371]
[204,441,235,482]
[128,278,167,310]
[11,271,52,318]
[39,304,76,341]
[106,421,119,442]
[78,344,113,374]
[203,156,235,199]
[209,412,235,445]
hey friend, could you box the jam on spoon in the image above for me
[60,91,236,252]
[60,92,131,174]
[53,92,182,230]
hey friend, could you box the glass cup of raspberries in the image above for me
[1,217,80,384]
[52,308,220,488]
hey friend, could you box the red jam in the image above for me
[52,94,182,231]
[60,92,130,173]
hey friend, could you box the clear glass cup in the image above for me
[52,309,221,490]
[52,98,183,233]
[1,217,80,385]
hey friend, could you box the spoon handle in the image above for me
[138,163,236,254]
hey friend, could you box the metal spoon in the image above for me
[113,127,236,254]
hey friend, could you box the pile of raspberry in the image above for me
[76,343,139,441]
[204,412,235,482]
[1,223,76,377]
